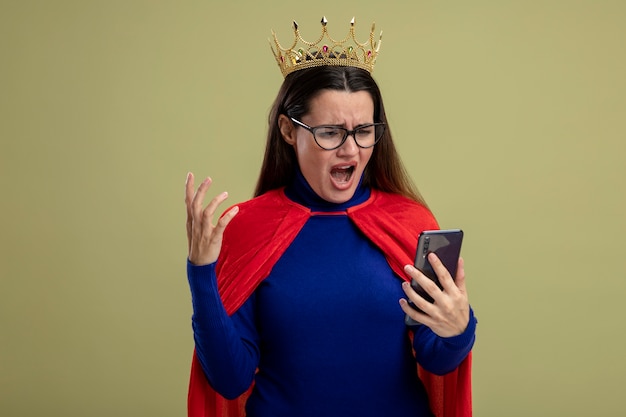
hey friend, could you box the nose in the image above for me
[337,132,359,155]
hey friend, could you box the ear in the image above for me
[278,114,297,146]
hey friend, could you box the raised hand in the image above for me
[185,172,239,266]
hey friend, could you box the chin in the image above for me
[323,188,356,204]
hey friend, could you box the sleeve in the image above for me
[411,307,477,376]
[187,260,260,399]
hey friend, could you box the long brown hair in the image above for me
[254,66,427,207]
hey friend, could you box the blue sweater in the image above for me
[187,173,476,417]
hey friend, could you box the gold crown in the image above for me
[270,16,382,78]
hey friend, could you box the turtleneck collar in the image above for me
[284,166,371,212]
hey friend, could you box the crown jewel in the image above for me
[270,17,382,78]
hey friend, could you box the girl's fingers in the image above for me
[454,257,467,293]
[185,173,238,266]
[203,191,230,228]
[427,253,456,292]
[191,177,213,217]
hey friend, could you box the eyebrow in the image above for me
[316,122,375,128]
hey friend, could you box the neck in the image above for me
[285,168,370,212]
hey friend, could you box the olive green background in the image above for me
[1,0,625,416]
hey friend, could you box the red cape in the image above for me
[188,188,472,417]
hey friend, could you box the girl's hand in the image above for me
[185,172,239,266]
[399,254,470,337]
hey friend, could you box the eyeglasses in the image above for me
[290,117,386,150]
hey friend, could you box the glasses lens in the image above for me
[354,124,385,148]
[354,125,377,147]
[314,127,346,149]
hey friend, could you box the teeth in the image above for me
[331,165,354,183]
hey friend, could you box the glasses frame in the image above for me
[290,117,386,150]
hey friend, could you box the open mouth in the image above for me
[330,165,355,184]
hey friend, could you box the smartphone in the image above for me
[404,229,464,326]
